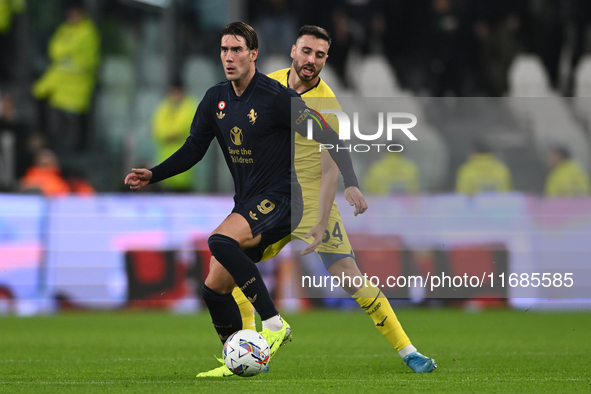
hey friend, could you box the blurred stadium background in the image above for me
[1,0,591,315]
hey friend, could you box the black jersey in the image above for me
[149,70,358,204]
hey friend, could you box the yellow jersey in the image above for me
[267,68,341,206]
[152,94,199,190]
[456,153,512,195]
[264,68,353,261]
[364,154,419,195]
[545,160,590,197]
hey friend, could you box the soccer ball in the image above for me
[223,329,270,377]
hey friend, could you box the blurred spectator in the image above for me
[0,0,25,82]
[379,0,431,93]
[19,148,70,196]
[363,147,420,195]
[456,143,512,195]
[62,167,95,195]
[187,0,231,67]
[32,0,100,152]
[426,0,476,96]
[471,0,525,96]
[152,80,198,192]
[545,147,590,197]
[248,0,296,58]
[100,0,133,57]
[326,0,384,88]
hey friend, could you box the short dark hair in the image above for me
[297,25,332,46]
[473,141,492,154]
[170,77,184,91]
[220,21,258,50]
[66,0,84,11]
[552,146,570,160]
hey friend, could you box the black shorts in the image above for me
[233,192,303,263]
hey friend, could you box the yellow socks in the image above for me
[232,287,256,330]
[233,281,412,354]
[353,282,411,352]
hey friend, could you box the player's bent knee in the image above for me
[203,271,235,293]
[201,282,233,301]
[208,233,240,261]
[328,256,363,278]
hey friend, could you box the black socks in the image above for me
[208,233,279,320]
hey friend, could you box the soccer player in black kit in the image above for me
[124,21,367,376]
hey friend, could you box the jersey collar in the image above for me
[286,69,322,96]
[228,69,260,103]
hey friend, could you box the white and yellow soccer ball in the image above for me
[223,329,270,377]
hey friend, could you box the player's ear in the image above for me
[250,48,258,62]
[290,45,296,59]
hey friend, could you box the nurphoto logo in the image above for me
[305,110,418,153]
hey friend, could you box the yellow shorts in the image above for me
[262,204,354,267]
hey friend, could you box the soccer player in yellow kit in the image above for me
[234,25,436,374]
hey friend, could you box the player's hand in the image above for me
[302,223,327,255]
[124,168,152,191]
[344,186,368,216]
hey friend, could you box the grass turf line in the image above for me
[0,308,590,393]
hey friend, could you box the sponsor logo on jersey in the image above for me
[230,126,243,146]
[216,111,225,119]
[249,211,258,220]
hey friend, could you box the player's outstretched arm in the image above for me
[124,168,152,191]
[344,186,368,216]
[302,152,339,255]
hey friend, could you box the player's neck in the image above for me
[288,67,318,94]
[231,67,256,97]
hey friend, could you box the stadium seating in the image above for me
[574,55,591,97]
[315,64,351,97]
[508,54,552,97]
[258,54,291,76]
[95,56,135,155]
[507,55,590,179]
[100,56,134,91]
[138,55,167,90]
[94,90,132,155]
[131,87,163,165]
[357,54,402,97]
[182,55,218,99]
[573,55,591,136]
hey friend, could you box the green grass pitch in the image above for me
[1,308,590,393]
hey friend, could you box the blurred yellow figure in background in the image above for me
[364,150,420,195]
[456,143,511,195]
[545,146,590,197]
[32,0,100,114]
[152,80,198,192]
[0,0,25,34]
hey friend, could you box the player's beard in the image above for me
[295,61,321,82]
